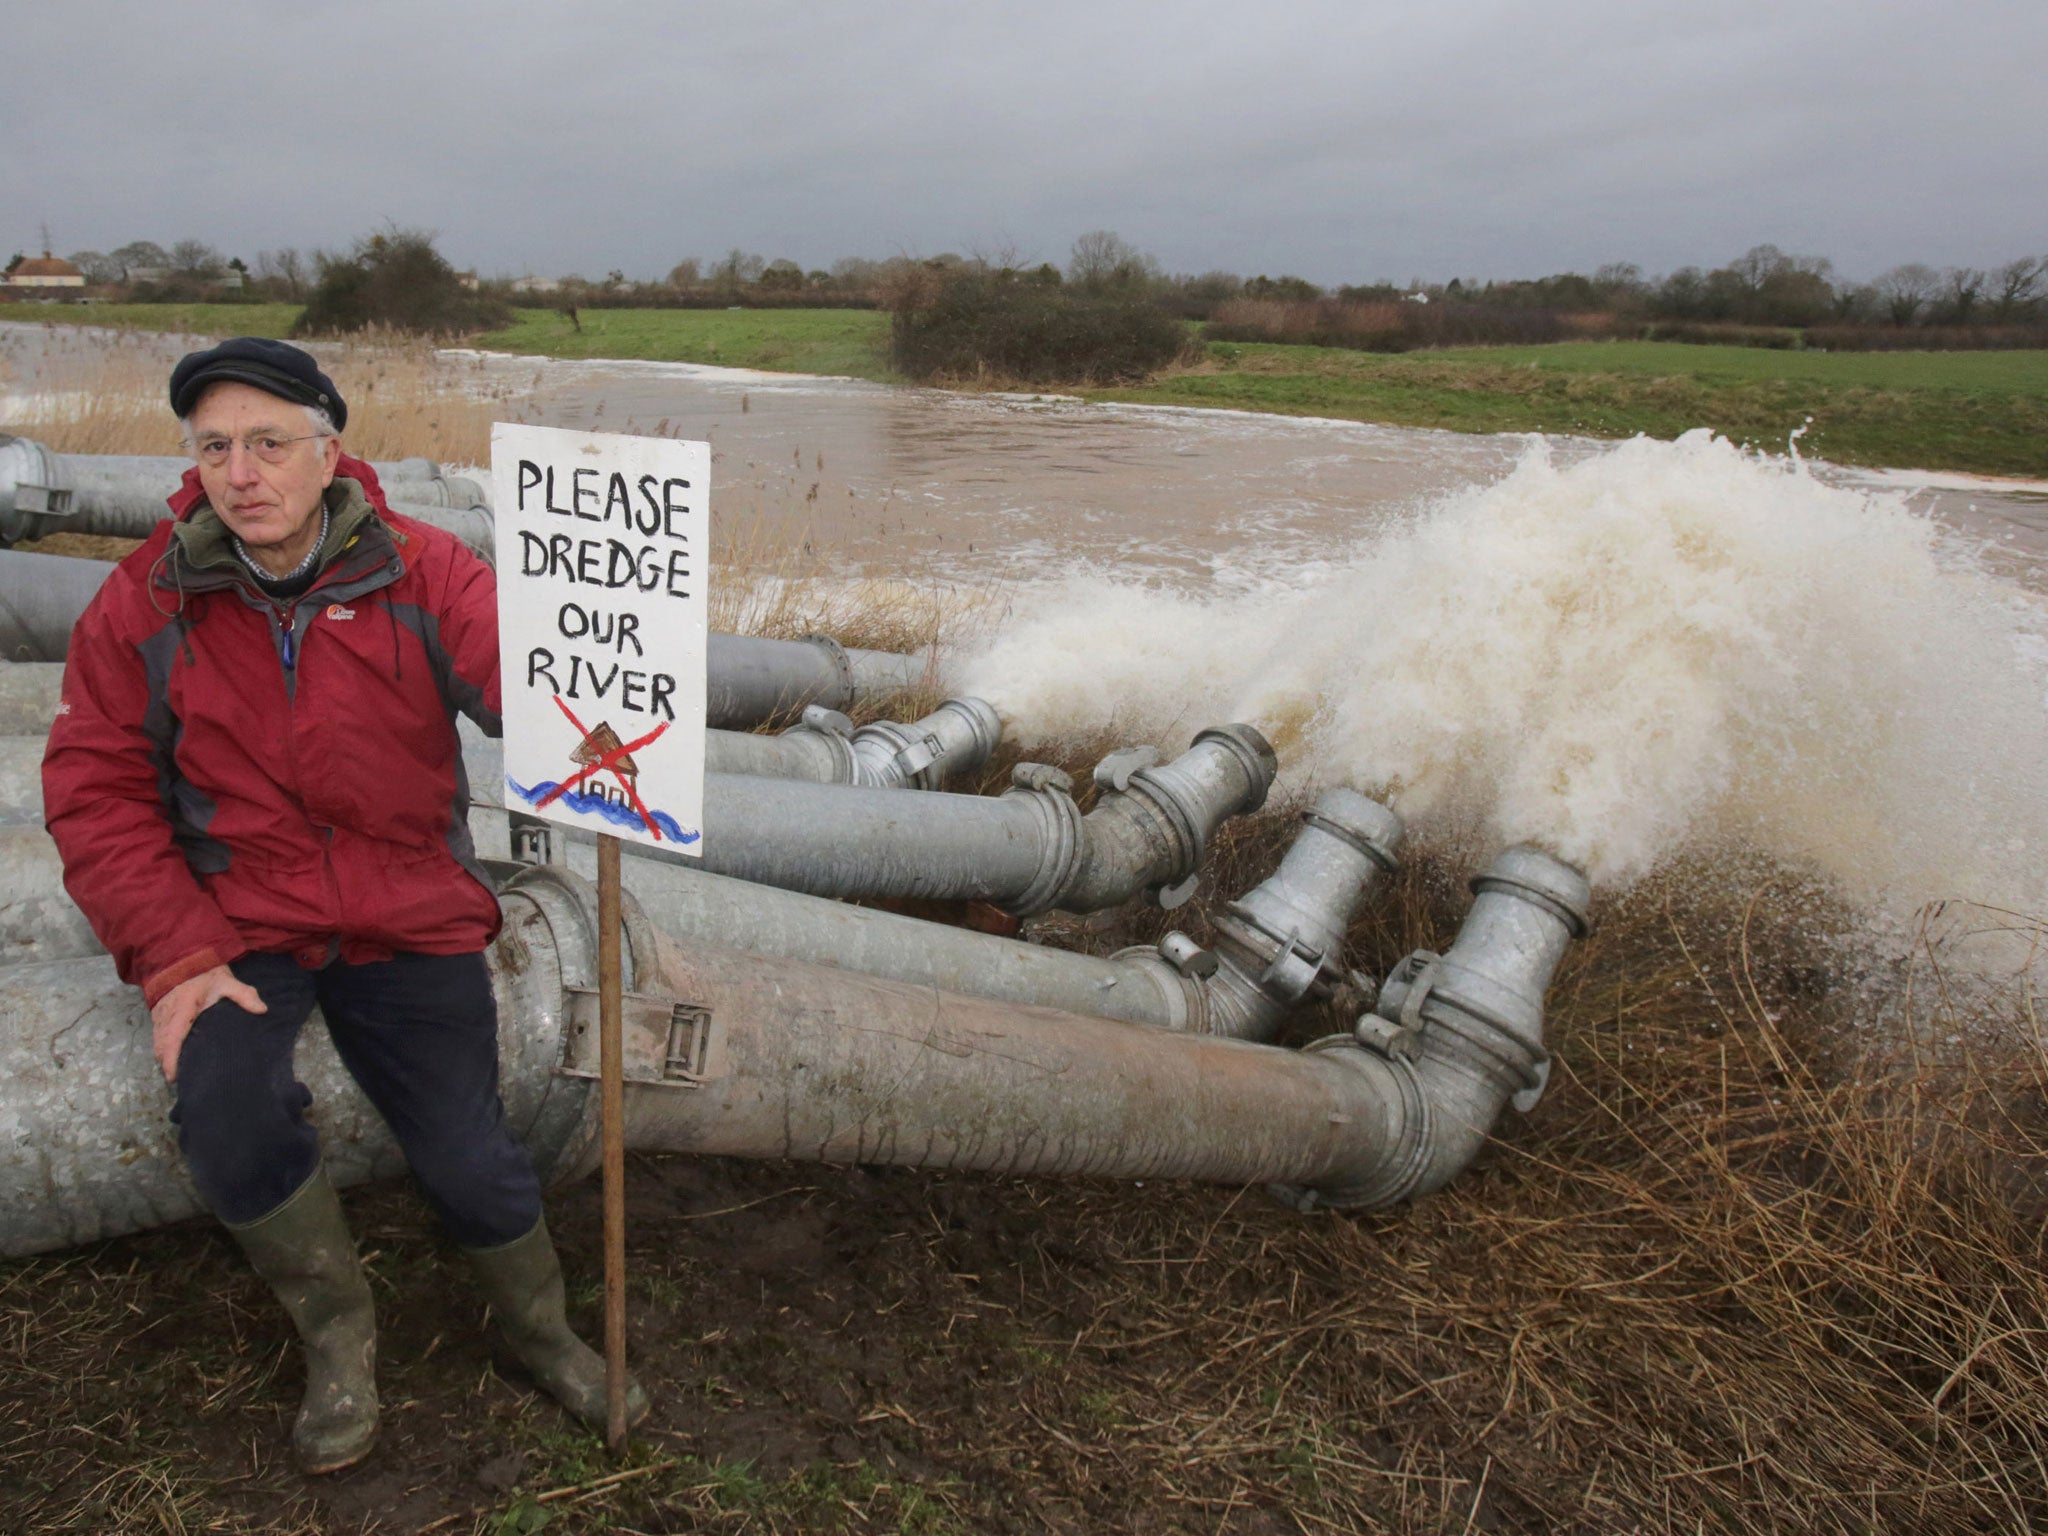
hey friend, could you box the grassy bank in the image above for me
[473,307,894,379]
[10,306,2045,475]
[1097,339,2048,478]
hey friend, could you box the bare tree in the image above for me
[1990,256,2046,323]
[256,248,309,298]
[108,240,170,278]
[1872,263,1939,326]
[169,240,226,279]
[1936,267,1985,325]
[1067,230,1159,293]
[66,250,120,283]
[711,249,765,290]
[665,258,702,287]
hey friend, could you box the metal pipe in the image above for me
[0,662,62,734]
[0,842,1588,1258]
[1290,845,1592,1209]
[462,695,1001,796]
[0,862,634,1260]
[648,725,1274,915]
[0,438,485,546]
[706,632,927,729]
[0,661,63,733]
[0,824,105,964]
[0,736,42,826]
[0,551,112,662]
[0,609,926,732]
[1127,787,1404,1041]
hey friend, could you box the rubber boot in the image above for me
[462,1216,650,1430]
[226,1165,379,1474]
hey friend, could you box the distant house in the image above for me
[125,266,172,284]
[510,275,563,294]
[6,253,85,288]
[456,270,480,291]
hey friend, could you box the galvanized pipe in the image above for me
[0,662,62,734]
[0,437,486,546]
[706,632,927,729]
[0,863,638,1260]
[650,725,1274,915]
[3,625,928,732]
[461,695,1000,797]
[1295,845,1592,1209]
[0,551,112,663]
[0,736,42,825]
[0,841,1588,1258]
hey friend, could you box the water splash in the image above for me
[954,432,2048,928]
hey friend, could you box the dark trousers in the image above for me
[171,950,542,1247]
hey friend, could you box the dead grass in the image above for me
[0,325,516,466]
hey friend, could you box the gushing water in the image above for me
[956,432,2048,933]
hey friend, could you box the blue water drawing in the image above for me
[508,777,701,845]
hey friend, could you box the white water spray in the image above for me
[956,432,2048,930]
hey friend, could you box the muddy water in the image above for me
[448,350,2048,595]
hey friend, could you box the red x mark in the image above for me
[534,695,671,838]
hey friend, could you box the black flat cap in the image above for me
[169,337,347,431]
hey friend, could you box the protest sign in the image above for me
[491,423,708,854]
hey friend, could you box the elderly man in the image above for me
[41,337,646,1473]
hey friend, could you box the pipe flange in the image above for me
[497,862,603,993]
[1190,724,1278,814]
[1125,764,1207,874]
[0,435,70,546]
[1301,789,1404,874]
[1214,905,1337,1002]
[788,717,861,784]
[1469,846,1592,939]
[1297,1035,1434,1210]
[1000,780,1087,917]
[799,633,858,711]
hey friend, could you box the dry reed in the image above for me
[0,325,513,466]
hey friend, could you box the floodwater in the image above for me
[449,348,2048,592]
[465,350,2048,943]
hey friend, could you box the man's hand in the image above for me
[150,965,266,1084]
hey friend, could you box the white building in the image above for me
[6,253,85,288]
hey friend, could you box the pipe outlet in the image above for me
[1284,844,1591,1210]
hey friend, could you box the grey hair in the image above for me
[179,402,339,443]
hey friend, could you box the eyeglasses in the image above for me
[186,431,332,467]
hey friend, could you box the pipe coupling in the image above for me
[849,696,1002,790]
[1119,724,1278,898]
[799,633,858,712]
[0,436,70,546]
[999,774,1088,917]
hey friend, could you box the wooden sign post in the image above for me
[491,424,710,1455]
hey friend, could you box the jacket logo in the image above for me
[325,605,356,621]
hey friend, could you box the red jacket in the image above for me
[42,458,503,1006]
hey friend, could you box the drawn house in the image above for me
[570,720,639,810]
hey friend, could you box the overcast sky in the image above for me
[7,0,2042,287]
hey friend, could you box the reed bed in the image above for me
[0,326,514,466]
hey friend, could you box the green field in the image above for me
[1095,339,2048,477]
[475,307,894,380]
[16,305,2046,475]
